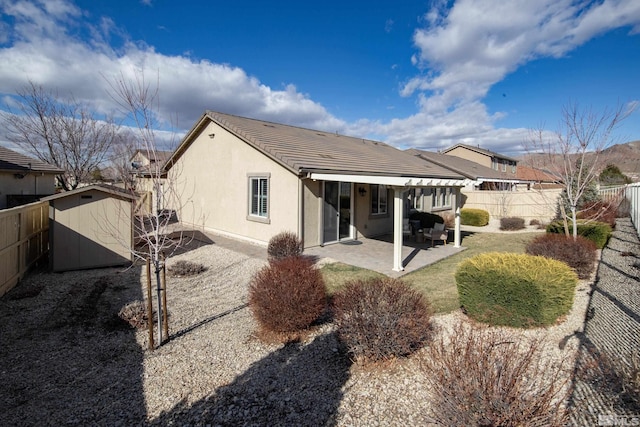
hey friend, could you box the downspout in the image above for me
[298,178,304,248]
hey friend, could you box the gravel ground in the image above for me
[1,220,623,426]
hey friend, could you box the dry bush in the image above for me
[530,218,542,226]
[421,324,571,426]
[578,201,617,228]
[332,277,433,363]
[248,256,326,335]
[267,231,303,262]
[167,260,207,277]
[526,233,597,279]
[441,211,456,229]
[118,300,153,329]
[500,216,526,231]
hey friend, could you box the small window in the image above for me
[432,187,452,209]
[248,175,269,221]
[371,184,387,215]
[501,161,507,172]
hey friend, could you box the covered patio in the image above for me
[304,233,467,278]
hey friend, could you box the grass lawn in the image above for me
[320,231,539,314]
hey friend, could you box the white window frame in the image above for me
[370,184,388,215]
[248,173,270,223]
[432,187,452,209]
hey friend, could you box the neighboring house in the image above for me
[42,184,136,272]
[130,149,173,215]
[0,146,63,209]
[407,149,521,192]
[442,143,518,176]
[516,165,562,190]
[164,111,470,271]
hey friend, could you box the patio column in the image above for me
[454,187,461,248]
[392,187,404,272]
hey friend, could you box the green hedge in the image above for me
[546,220,612,249]
[460,208,490,226]
[456,252,577,328]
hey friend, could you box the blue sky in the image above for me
[1,0,639,155]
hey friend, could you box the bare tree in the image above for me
[1,81,120,190]
[526,102,635,238]
[106,70,185,346]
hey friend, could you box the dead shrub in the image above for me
[248,256,326,335]
[526,233,597,279]
[421,324,571,426]
[167,260,207,277]
[332,277,433,363]
[500,216,526,231]
[578,201,618,228]
[267,231,303,262]
[118,300,153,329]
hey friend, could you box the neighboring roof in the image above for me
[131,149,173,165]
[516,165,560,183]
[407,149,520,183]
[441,143,518,163]
[41,184,137,202]
[167,111,465,184]
[0,146,64,174]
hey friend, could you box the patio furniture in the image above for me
[403,218,413,240]
[424,222,448,247]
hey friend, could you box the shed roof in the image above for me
[167,111,465,183]
[41,184,137,202]
[0,146,64,174]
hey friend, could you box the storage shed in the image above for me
[42,185,136,272]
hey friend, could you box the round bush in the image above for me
[167,260,207,277]
[546,220,612,249]
[248,256,326,333]
[500,217,525,231]
[526,233,597,279]
[456,252,578,328]
[267,231,303,261]
[460,208,490,226]
[332,278,433,362]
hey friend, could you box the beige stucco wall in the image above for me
[353,183,394,238]
[461,188,561,222]
[50,190,133,271]
[446,147,491,168]
[302,179,321,247]
[170,121,300,246]
[0,172,57,209]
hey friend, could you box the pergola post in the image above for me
[392,187,405,272]
[454,187,461,247]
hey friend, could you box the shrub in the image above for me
[167,260,207,277]
[118,300,153,329]
[456,252,578,328]
[526,233,597,279]
[421,324,571,426]
[578,200,617,228]
[460,208,489,226]
[546,220,612,249]
[248,256,326,334]
[332,277,433,362]
[500,216,526,231]
[267,231,303,261]
[530,218,541,226]
[440,211,456,229]
[408,211,444,229]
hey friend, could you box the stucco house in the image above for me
[442,143,518,177]
[407,149,521,192]
[164,111,470,271]
[0,146,63,209]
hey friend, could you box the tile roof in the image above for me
[41,184,137,201]
[516,165,560,183]
[169,111,464,180]
[0,146,64,173]
[442,143,517,163]
[407,149,518,181]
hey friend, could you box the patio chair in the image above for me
[403,218,413,240]
[424,222,448,247]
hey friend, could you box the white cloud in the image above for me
[0,0,638,155]
[0,0,345,136]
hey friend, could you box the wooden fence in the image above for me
[461,188,563,222]
[0,201,49,296]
